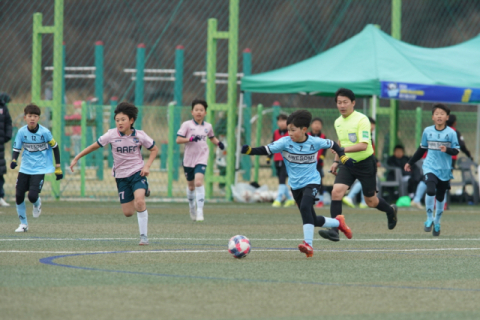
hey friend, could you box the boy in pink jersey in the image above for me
[70,102,158,245]
[176,99,224,221]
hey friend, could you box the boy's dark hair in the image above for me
[277,114,288,121]
[24,104,41,116]
[368,116,376,124]
[311,117,323,124]
[335,88,355,102]
[287,110,312,129]
[114,102,138,128]
[446,114,456,127]
[192,98,208,110]
[432,103,450,115]
[394,145,404,151]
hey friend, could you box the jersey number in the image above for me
[299,146,303,151]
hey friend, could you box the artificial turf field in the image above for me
[1,201,480,320]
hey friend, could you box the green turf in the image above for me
[1,202,480,320]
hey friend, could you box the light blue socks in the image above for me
[277,184,292,201]
[414,181,427,203]
[434,199,445,225]
[303,224,314,246]
[425,194,435,222]
[33,198,40,208]
[348,181,362,199]
[16,202,27,225]
[323,217,340,228]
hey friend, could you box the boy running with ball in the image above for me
[70,102,158,245]
[176,99,224,222]
[241,110,354,258]
[404,104,459,236]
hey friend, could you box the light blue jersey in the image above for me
[421,125,460,181]
[13,125,56,175]
[267,135,333,190]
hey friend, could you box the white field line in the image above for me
[2,248,480,254]
[2,237,480,242]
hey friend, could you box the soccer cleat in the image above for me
[318,228,340,242]
[432,223,441,236]
[387,204,398,230]
[0,198,10,207]
[342,196,355,208]
[139,234,149,245]
[315,201,324,208]
[424,219,433,232]
[32,197,42,218]
[359,203,368,209]
[272,200,282,207]
[189,206,197,221]
[411,201,424,210]
[298,241,313,258]
[15,224,28,233]
[196,209,204,222]
[336,215,352,239]
[284,199,296,208]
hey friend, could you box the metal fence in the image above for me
[1,0,480,200]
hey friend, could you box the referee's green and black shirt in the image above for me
[334,111,373,162]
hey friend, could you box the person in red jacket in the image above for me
[308,118,326,207]
[269,114,296,207]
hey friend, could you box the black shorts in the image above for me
[291,184,321,208]
[275,160,288,184]
[16,172,45,195]
[115,171,149,204]
[334,155,377,197]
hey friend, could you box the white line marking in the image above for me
[1,248,480,254]
[2,237,480,242]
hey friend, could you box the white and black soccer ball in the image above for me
[228,235,251,258]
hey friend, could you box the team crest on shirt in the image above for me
[204,129,208,133]
[348,133,357,143]
[133,137,139,143]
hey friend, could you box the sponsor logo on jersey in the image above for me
[362,131,369,139]
[281,151,317,164]
[427,141,451,150]
[116,146,138,153]
[23,142,49,152]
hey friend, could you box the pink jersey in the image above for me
[97,128,155,178]
[177,119,215,167]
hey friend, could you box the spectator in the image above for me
[0,93,13,206]
[386,145,421,198]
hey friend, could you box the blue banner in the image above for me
[381,82,480,104]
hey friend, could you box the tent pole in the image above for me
[372,95,377,148]
[235,92,244,185]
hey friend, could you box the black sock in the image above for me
[376,197,394,215]
[330,200,342,232]
[330,200,342,218]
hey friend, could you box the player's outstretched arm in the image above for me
[10,150,20,169]
[49,139,63,180]
[140,145,159,177]
[330,141,356,167]
[405,145,427,172]
[241,145,269,156]
[70,142,101,172]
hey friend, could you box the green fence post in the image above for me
[85,100,94,166]
[241,48,252,181]
[108,96,117,168]
[389,0,401,155]
[415,107,422,147]
[254,104,263,182]
[61,42,69,174]
[135,43,145,130]
[271,101,280,176]
[80,101,87,197]
[95,40,104,180]
[167,103,175,197]
[173,45,184,181]
[160,143,168,171]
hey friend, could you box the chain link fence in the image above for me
[1,0,479,200]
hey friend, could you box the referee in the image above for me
[319,88,397,242]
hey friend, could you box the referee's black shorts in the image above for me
[334,155,377,197]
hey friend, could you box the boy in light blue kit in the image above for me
[405,104,459,236]
[242,110,354,258]
[10,104,63,232]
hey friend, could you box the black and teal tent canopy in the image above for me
[241,24,480,103]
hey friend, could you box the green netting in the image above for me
[0,0,479,200]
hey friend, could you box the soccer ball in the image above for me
[228,235,251,258]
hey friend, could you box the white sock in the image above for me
[195,186,205,211]
[187,187,196,208]
[137,210,148,236]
